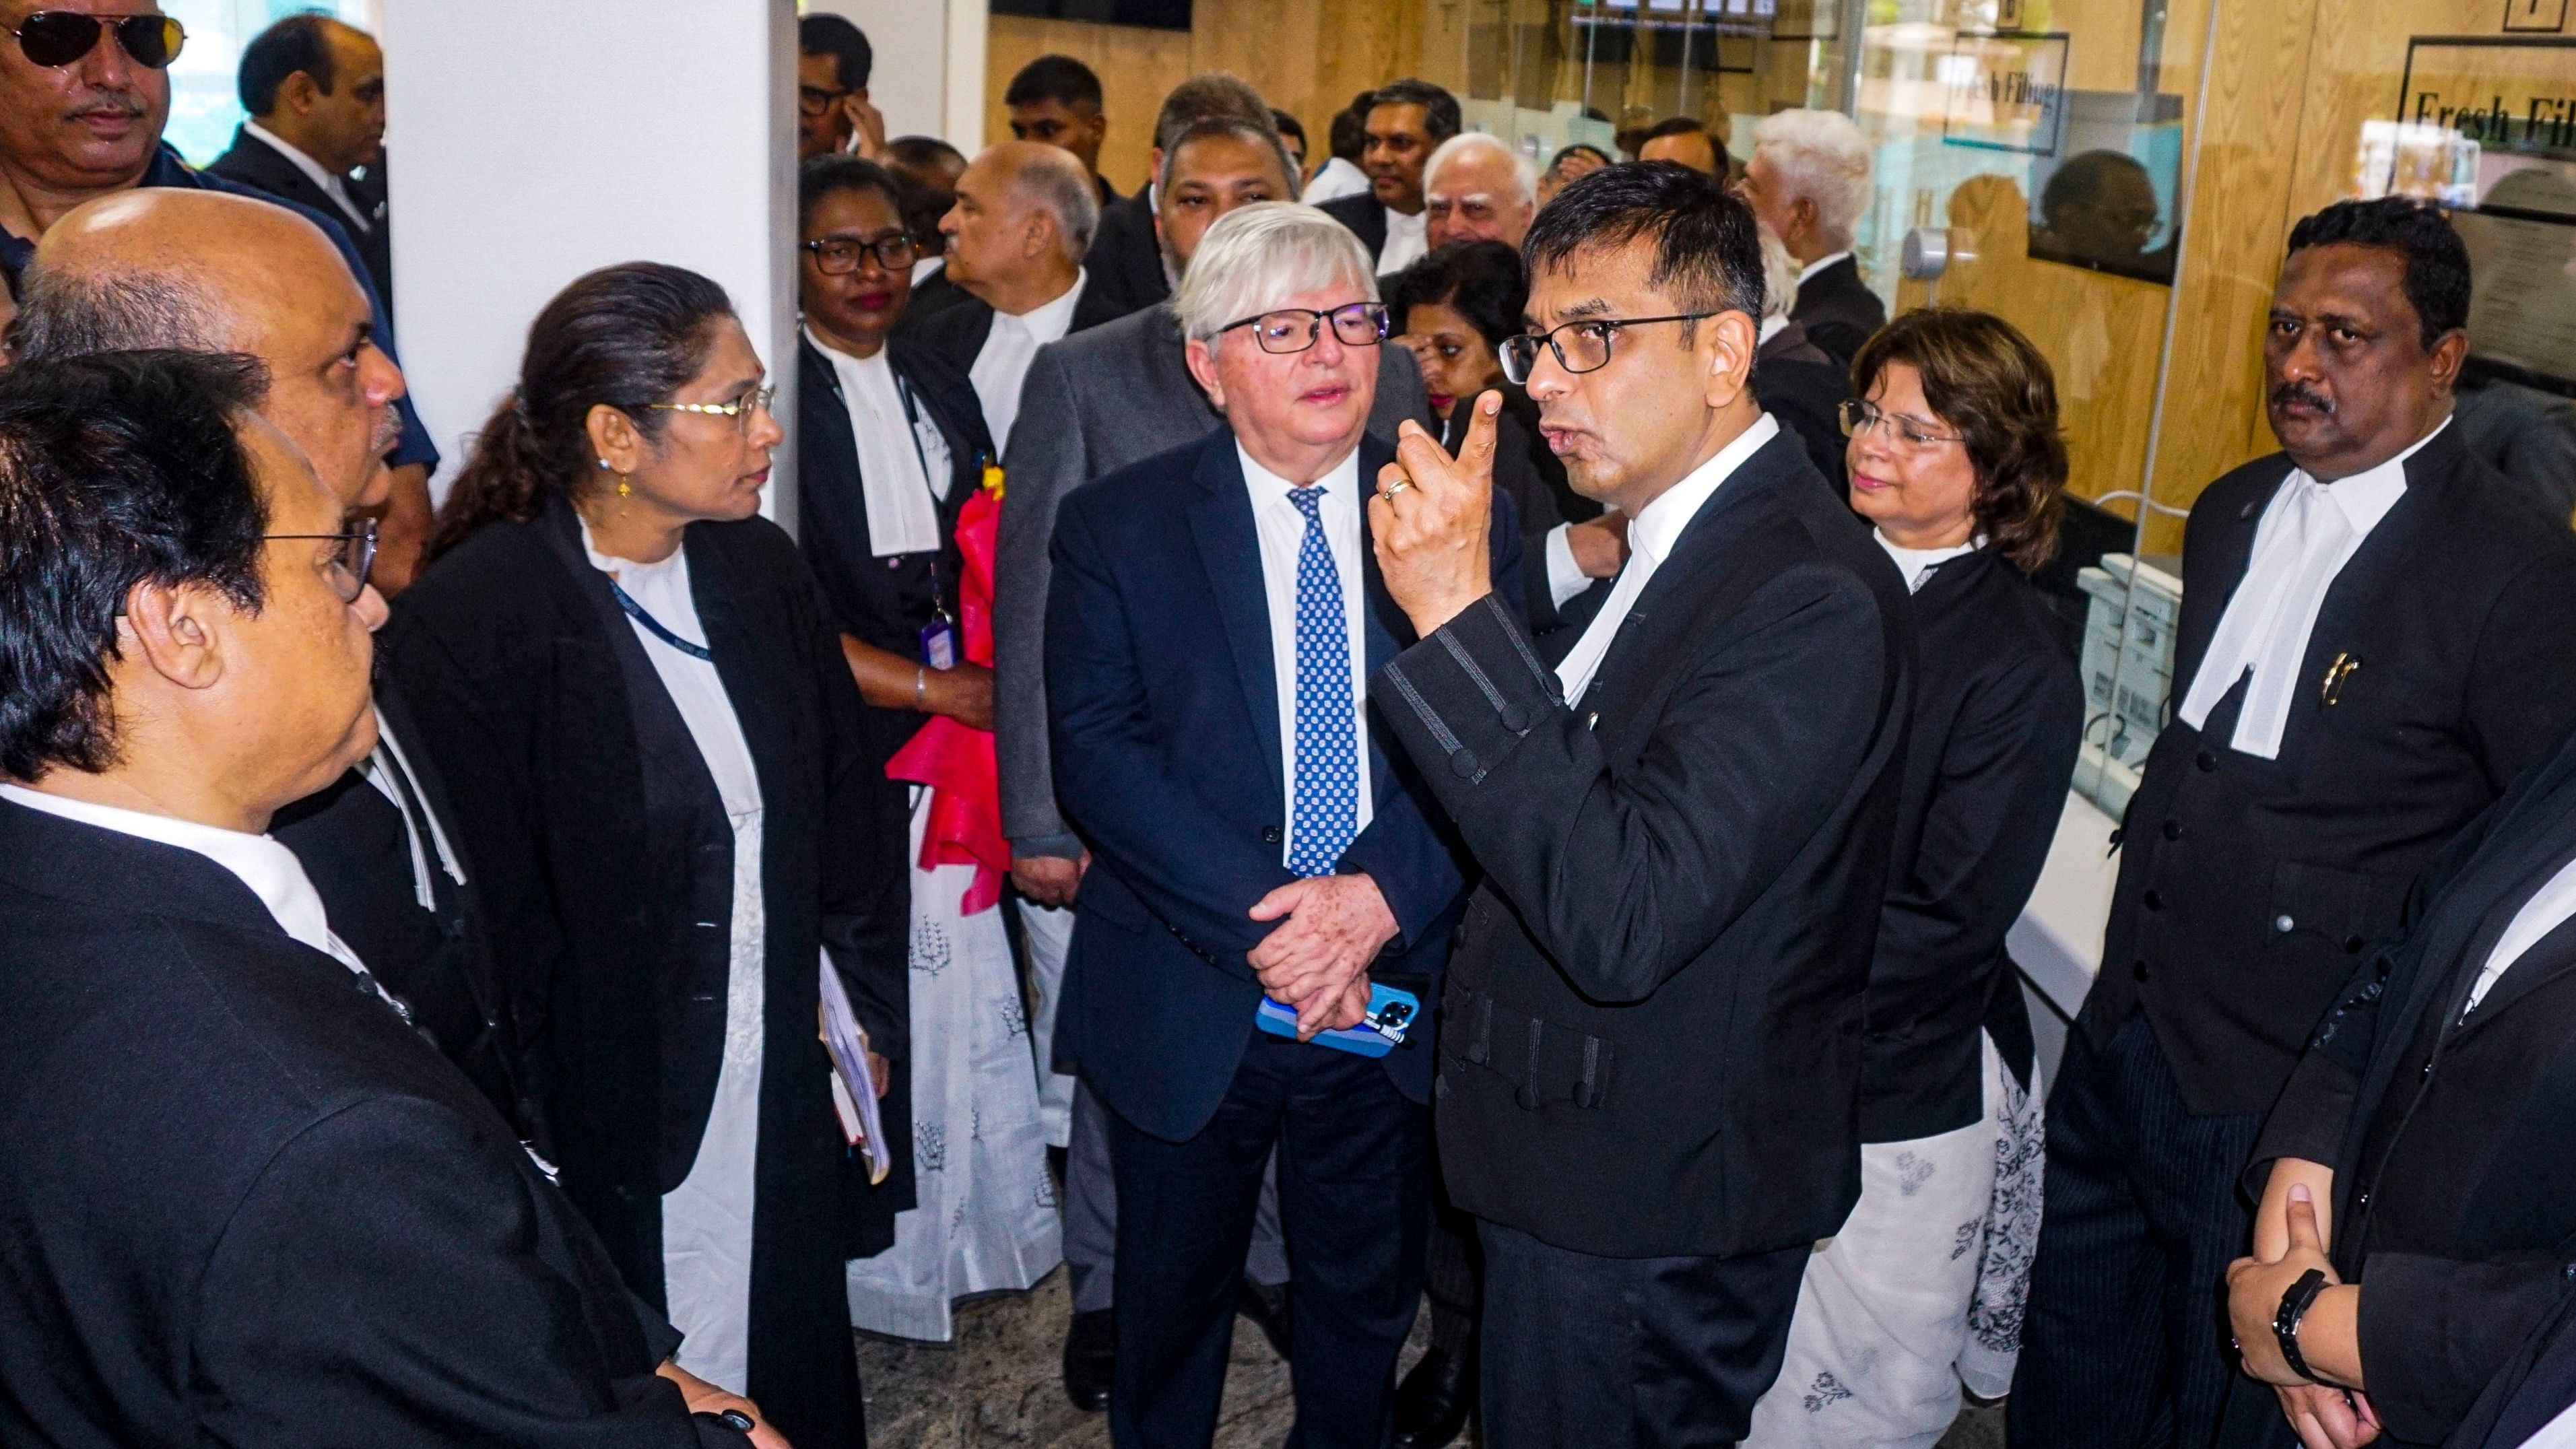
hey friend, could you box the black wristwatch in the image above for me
[2273,1267,2331,1384]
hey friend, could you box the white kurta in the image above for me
[844,795,1062,1340]
[1746,1034,2045,1448]
[583,524,767,1394]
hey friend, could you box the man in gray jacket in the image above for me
[993,114,1428,1411]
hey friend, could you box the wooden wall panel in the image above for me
[985,15,1191,195]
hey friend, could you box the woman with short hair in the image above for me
[392,262,911,1449]
[1748,307,2084,1449]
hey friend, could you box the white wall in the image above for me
[384,0,803,529]
[803,0,988,151]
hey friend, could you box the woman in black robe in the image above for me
[385,263,911,1449]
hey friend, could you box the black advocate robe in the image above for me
[383,495,911,1449]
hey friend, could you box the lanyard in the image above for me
[610,579,713,663]
[890,368,954,626]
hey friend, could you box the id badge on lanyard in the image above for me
[896,371,962,669]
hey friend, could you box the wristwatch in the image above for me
[2272,1267,2330,1384]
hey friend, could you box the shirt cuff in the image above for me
[1544,523,1593,610]
[1011,834,1085,861]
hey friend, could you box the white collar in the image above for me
[242,120,366,225]
[1628,413,1783,568]
[0,782,351,963]
[1385,206,1427,236]
[1758,314,1789,345]
[805,323,889,374]
[2293,415,2449,533]
[1873,529,1979,593]
[1797,250,1853,285]
[998,266,1088,339]
[1236,438,1361,507]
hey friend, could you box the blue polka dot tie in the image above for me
[1285,485,1358,878]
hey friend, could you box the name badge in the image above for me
[920,615,960,670]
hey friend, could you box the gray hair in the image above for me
[1177,203,1376,352]
[1750,108,1874,250]
[1756,225,1800,322]
[10,268,226,365]
[1014,145,1101,261]
[1424,131,1536,207]
[1156,114,1300,201]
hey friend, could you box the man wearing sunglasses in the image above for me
[13,185,533,1153]
[1362,162,1915,1446]
[0,0,438,591]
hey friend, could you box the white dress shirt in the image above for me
[1875,531,1977,594]
[243,119,371,232]
[1240,442,1375,863]
[1303,156,1371,206]
[1758,314,1791,347]
[2466,851,2576,1015]
[968,268,1088,457]
[361,712,465,913]
[1556,413,1783,705]
[1379,207,1430,273]
[2177,419,2447,760]
[805,325,950,557]
[0,782,390,1001]
[1797,250,1854,288]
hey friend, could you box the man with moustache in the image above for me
[1315,79,1458,274]
[0,0,438,588]
[2012,196,2576,1449]
[1363,161,1913,1446]
[12,188,529,1141]
[996,116,1432,1412]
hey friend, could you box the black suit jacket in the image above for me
[2081,425,2576,1115]
[1373,424,1915,1258]
[2449,1278,2576,1448]
[205,125,392,313]
[898,268,977,335]
[1045,430,1521,1139]
[383,502,909,1448]
[1319,191,1390,262]
[904,273,1133,377]
[1863,549,2082,1141]
[0,801,741,1447]
[1791,254,1886,371]
[1754,349,1855,501]
[269,678,532,1141]
[2249,722,2576,1444]
[1082,188,1168,317]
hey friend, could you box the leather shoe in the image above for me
[1391,1343,1476,1449]
[1236,1279,1293,1361]
[1061,1307,1114,1413]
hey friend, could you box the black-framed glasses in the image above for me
[648,384,779,435]
[1838,398,1965,451]
[265,518,378,604]
[1498,312,1716,384]
[803,232,918,275]
[798,83,852,119]
[1222,302,1389,355]
[11,12,184,69]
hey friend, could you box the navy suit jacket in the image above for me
[1045,427,1522,1141]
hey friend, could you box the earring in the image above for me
[597,457,630,498]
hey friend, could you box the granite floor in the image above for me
[853,1267,2010,1448]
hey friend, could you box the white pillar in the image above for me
[803,0,989,151]
[382,0,805,530]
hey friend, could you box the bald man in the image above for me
[13,188,530,1144]
[911,139,1129,454]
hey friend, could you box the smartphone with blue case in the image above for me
[1255,982,1421,1057]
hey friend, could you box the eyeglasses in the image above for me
[265,518,378,604]
[647,384,779,435]
[803,232,918,275]
[10,12,185,69]
[1498,313,1716,384]
[798,83,852,119]
[1221,302,1389,355]
[1838,398,1965,451]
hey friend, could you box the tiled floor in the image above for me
[853,1266,2009,1448]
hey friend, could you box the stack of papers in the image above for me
[819,953,890,1185]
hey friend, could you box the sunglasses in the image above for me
[10,12,186,69]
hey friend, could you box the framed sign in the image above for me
[1940,32,2072,156]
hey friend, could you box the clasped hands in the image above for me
[1371,391,1501,637]
[1249,873,1398,1039]
[2228,1164,2379,1449]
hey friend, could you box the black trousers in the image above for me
[1422,1128,1482,1358]
[1102,1031,1428,1449]
[2011,1011,2268,1448]
[1476,1218,1807,1449]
